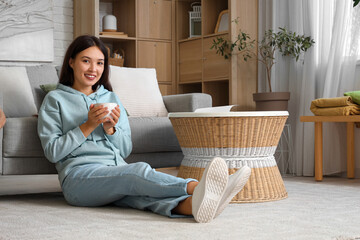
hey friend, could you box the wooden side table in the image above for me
[300,116,360,181]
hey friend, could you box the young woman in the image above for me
[37,35,251,223]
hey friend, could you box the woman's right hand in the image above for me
[87,104,109,128]
[80,104,109,137]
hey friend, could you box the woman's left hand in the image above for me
[103,105,120,135]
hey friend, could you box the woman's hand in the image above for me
[103,105,120,135]
[88,104,109,127]
[80,104,109,137]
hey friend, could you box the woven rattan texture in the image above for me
[170,116,287,148]
[178,165,287,203]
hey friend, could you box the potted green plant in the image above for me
[211,20,315,110]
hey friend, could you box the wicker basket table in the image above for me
[169,111,289,203]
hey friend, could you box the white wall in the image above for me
[0,0,73,67]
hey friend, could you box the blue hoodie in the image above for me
[37,84,132,185]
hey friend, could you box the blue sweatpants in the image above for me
[61,162,197,217]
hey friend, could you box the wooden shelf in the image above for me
[203,31,228,39]
[74,0,176,95]
[203,78,228,82]
[99,36,136,41]
[137,0,172,40]
[74,0,257,101]
[159,83,173,96]
[177,32,228,43]
[137,38,172,43]
[178,82,202,94]
[175,0,258,108]
[203,81,229,107]
[202,0,228,36]
[178,36,202,43]
[179,81,202,84]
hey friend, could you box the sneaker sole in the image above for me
[194,157,228,223]
[214,166,251,218]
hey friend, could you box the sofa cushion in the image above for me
[3,157,56,175]
[4,116,180,155]
[4,117,181,157]
[109,66,168,117]
[26,65,59,110]
[3,117,45,157]
[125,152,183,168]
[0,67,38,117]
[128,117,181,153]
[40,83,58,93]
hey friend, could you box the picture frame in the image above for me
[0,0,54,61]
[214,10,229,33]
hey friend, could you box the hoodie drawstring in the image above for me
[82,93,97,143]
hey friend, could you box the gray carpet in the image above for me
[0,176,360,240]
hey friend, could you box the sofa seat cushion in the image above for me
[129,117,181,153]
[3,157,57,175]
[4,116,181,159]
[3,117,45,157]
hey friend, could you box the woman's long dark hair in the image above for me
[59,35,112,91]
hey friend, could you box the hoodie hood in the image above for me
[57,83,108,97]
[57,83,108,109]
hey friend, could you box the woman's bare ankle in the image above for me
[172,196,192,215]
[186,181,199,195]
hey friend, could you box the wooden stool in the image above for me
[300,116,360,181]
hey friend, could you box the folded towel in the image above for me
[311,96,355,108]
[310,104,360,116]
[310,96,360,116]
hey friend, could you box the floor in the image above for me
[0,174,359,240]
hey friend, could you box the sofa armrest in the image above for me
[163,93,212,112]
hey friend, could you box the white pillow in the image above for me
[0,67,38,117]
[109,66,168,117]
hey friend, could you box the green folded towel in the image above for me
[344,91,360,105]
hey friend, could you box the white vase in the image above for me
[103,14,117,32]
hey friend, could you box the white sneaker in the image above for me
[192,157,228,223]
[214,166,251,219]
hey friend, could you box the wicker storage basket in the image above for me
[169,111,289,203]
[107,47,124,67]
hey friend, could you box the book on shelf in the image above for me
[100,32,128,38]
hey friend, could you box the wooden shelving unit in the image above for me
[73,0,176,95]
[175,0,258,108]
[73,0,258,105]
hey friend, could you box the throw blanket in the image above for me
[310,96,360,116]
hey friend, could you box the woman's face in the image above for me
[69,46,105,95]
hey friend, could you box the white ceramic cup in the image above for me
[94,103,118,120]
